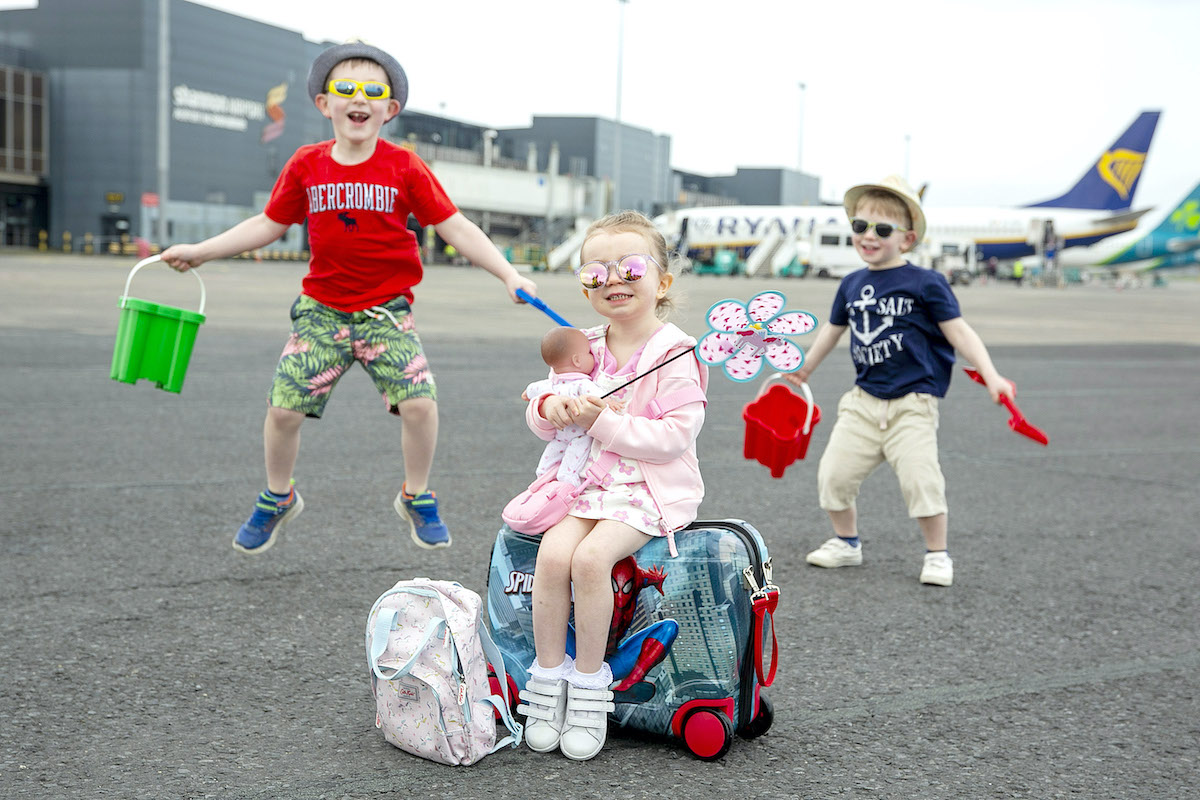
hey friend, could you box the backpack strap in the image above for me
[477,621,524,751]
[368,612,448,681]
[641,385,707,420]
[578,450,621,490]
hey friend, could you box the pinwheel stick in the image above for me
[600,346,697,399]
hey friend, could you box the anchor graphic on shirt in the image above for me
[849,285,893,346]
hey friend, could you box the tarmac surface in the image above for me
[2,253,1198,799]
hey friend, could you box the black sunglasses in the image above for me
[850,218,908,238]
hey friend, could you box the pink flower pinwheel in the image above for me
[695,291,818,383]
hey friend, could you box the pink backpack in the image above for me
[366,578,522,765]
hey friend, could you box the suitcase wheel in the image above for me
[739,693,774,739]
[681,707,734,761]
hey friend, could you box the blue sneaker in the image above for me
[394,486,451,549]
[233,486,304,554]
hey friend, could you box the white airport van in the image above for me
[807,223,862,279]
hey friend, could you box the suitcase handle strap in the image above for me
[744,560,780,687]
[751,590,779,687]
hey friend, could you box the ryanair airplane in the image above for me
[1045,179,1200,270]
[658,111,1161,266]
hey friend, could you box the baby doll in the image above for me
[522,327,621,485]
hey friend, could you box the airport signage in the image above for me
[172,85,265,132]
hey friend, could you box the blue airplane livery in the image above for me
[654,111,1164,272]
[1026,111,1160,211]
[1055,179,1200,270]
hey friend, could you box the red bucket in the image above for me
[742,374,821,478]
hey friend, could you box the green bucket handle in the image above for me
[120,255,206,315]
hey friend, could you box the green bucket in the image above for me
[110,256,207,394]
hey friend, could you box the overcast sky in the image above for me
[7,0,1197,212]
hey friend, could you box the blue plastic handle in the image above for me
[516,288,572,327]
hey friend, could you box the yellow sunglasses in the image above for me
[325,79,391,100]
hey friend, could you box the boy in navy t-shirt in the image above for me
[785,175,1015,587]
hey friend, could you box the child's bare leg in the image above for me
[570,522,653,674]
[918,513,947,551]
[264,406,305,493]
[532,517,594,669]
[398,397,437,494]
[828,506,858,537]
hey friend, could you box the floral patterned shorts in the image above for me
[268,294,436,418]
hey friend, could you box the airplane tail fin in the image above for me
[1147,181,1200,241]
[1099,183,1200,267]
[1025,111,1160,211]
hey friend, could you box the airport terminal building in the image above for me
[0,0,819,258]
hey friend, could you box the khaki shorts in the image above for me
[268,294,436,418]
[817,386,946,518]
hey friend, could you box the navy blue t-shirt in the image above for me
[829,264,962,399]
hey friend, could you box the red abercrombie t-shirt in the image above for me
[264,139,457,311]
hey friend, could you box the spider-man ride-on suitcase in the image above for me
[485,519,779,760]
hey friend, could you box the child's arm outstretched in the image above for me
[940,317,1016,403]
[784,322,847,387]
[160,213,289,271]
[434,212,537,302]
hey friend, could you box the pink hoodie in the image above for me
[524,322,709,537]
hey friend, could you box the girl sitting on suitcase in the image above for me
[516,210,708,761]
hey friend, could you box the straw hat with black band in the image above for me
[843,174,926,242]
[307,41,408,114]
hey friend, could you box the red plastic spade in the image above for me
[963,367,1049,446]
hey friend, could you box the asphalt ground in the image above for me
[2,254,1198,800]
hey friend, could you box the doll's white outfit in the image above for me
[522,370,603,486]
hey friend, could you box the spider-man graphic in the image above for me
[566,555,678,701]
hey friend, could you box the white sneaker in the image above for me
[806,537,863,568]
[559,684,615,761]
[516,677,567,753]
[920,552,953,586]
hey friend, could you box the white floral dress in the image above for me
[568,340,665,538]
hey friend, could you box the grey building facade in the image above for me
[1,0,814,256]
[501,115,673,216]
[1,0,329,250]
[0,42,49,247]
[693,167,821,207]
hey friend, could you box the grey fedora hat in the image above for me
[307,41,408,111]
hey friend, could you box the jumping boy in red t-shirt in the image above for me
[161,41,537,553]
